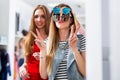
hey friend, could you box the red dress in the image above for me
[24,44,47,80]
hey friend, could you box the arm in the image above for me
[69,26,86,77]
[73,50,86,77]
[39,51,48,79]
[31,29,48,79]
[69,37,86,77]
[73,34,86,77]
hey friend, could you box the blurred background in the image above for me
[0,0,120,80]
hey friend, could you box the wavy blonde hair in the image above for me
[24,5,50,57]
[46,3,75,75]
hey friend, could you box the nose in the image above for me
[37,17,41,21]
[59,14,63,20]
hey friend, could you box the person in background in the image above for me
[19,4,50,80]
[17,29,28,68]
[0,47,11,80]
[14,29,28,80]
[33,3,86,80]
[16,38,25,68]
[22,29,28,37]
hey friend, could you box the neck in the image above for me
[59,28,70,41]
[38,28,47,40]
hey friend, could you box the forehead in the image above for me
[60,7,67,10]
[34,9,44,15]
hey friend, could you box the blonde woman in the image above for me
[19,4,50,80]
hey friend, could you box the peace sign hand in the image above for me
[69,25,78,52]
[31,29,46,52]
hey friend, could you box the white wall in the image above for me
[86,0,103,80]
[0,0,9,41]
[15,0,33,46]
[15,0,33,33]
[8,0,16,79]
[109,0,120,80]
[102,0,110,80]
[86,0,120,80]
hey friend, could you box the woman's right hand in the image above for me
[31,29,46,54]
[19,63,30,78]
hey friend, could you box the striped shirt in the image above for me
[55,41,69,80]
[80,35,86,51]
[55,35,86,80]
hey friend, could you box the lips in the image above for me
[37,22,43,26]
[58,20,64,23]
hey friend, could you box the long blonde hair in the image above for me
[46,3,75,75]
[24,5,50,57]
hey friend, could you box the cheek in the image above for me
[43,19,46,24]
[34,19,37,23]
[64,19,71,26]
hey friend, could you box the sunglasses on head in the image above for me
[52,7,72,22]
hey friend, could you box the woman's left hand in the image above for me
[32,52,40,60]
[68,25,78,52]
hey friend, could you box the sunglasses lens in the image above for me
[53,7,60,14]
[62,8,70,15]
[62,14,69,21]
[52,14,60,22]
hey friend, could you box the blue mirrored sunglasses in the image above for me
[53,7,71,15]
[52,7,72,22]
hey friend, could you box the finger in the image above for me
[23,70,27,76]
[33,52,38,57]
[31,31,37,39]
[20,71,25,77]
[35,38,46,47]
[35,40,41,48]
[25,73,30,78]
[71,38,78,45]
[35,56,40,60]
[19,72,22,77]
[69,34,76,41]
[36,29,43,40]
[22,70,28,78]
[19,68,25,76]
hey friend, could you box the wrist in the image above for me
[39,53,46,59]
[40,55,46,59]
[72,48,80,54]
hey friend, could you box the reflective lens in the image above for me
[53,7,60,14]
[62,7,70,15]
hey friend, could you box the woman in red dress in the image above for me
[19,4,50,80]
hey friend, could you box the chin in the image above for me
[37,26,44,29]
